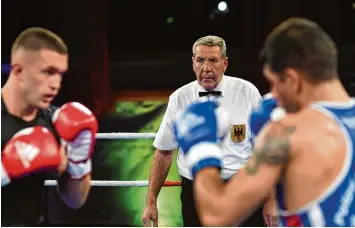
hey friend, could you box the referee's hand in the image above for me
[263,197,279,227]
[142,203,158,227]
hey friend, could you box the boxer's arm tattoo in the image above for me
[246,123,296,175]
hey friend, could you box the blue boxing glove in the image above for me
[249,93,286,138]
[172,98,230,178]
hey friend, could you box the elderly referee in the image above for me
[142,35,275,227]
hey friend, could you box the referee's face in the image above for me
[192,45,228,91]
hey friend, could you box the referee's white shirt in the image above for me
[153,75,262,180]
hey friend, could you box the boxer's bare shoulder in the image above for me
[253,107,346,174]
[288,107,346,151]
[271,108,348,210]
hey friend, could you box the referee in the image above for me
[142,35,269,227]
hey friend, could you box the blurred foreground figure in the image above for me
[172,17,355,227]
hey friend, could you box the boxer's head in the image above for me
[10,27,68,109]
[192,35,228,91]
[260,17,338,113]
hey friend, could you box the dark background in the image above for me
[2,0,355,116]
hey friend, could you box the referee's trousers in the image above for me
[180,176,266,227]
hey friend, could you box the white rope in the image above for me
[45,180,152,187]
[96,132,156,139]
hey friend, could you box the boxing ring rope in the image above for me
[44,132,181,187]
[96,132,156,139]
[45,180,181,187]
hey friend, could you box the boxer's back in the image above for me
[276,99,355,227]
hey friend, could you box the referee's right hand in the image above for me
[142,203,158,227]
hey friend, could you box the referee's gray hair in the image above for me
[192,35,227,58]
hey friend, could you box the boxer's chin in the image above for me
[38,100,51,109]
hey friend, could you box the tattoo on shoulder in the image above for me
[246,123,296,175]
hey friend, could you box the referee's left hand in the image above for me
[142,203,158,227]
[263,198,279,227]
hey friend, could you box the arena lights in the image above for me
[209,1,229,19]
[217,1,228,12]
[166,16,174,24]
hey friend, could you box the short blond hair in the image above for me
[11,27,68,58]
[192,35,227,58]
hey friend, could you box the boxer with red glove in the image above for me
[1,126,61,187]
[52,102,98,179]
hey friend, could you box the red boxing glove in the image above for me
[52,102,98,179]
[1,126,61,187]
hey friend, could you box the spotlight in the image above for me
[166,16,174,24]
[217,1,228,12]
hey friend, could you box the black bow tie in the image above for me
[198,91,222,97]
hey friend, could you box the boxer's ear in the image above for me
[283,68,301,95]
[11,63,23,80]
